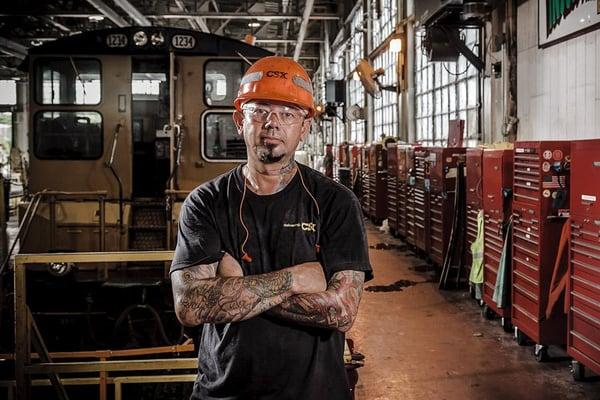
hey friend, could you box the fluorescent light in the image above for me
[390,37,402,52]
[248,22,260,28]
[89,16,105,22]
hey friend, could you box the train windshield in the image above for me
[35,58,101,105]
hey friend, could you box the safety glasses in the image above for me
[241,104,308,126]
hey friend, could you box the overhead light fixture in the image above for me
[30,40,43,47]
[248,22,260,28]
[89,15,105,22]
[389,36,402,53]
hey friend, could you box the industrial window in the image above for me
[348,8,365,144]
[373,0,397,49]
[0,80,16,105]
[35,58,101,105]
[201,111,246,161]
[415,29,480,146]
[34,111,103,159]
[204,61,246,107]
[373,50,398,140]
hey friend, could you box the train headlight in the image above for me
[151,32,165,46]
[133,31,148,47]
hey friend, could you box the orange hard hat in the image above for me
[234,56,315,117]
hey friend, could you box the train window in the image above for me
[202,112,246,160]
[0,80,16,105]
[34,111,103,159]
[35,58,101,105]
[132,72,167,100]
[204,61,245,107]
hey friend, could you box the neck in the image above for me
[244,158,298,195]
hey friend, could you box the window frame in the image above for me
[202,59,247,108]
[33,57,103,106]
[33,110,104,160]
[200,109,246,163]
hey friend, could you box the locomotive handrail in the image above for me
[166,124,184,191]
[105,123,124,234]
[0,190,45,276]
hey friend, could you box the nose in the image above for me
[264,111,280,129]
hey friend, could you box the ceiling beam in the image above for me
[216,1,260,36]
[255,39,323,44]
[42,17,71,33]
[174,0,208,32]
[293,0,315,61]
[112,0,151,26]
[85,0,128,27]
[4,13,339,21]
[0,37,28,59]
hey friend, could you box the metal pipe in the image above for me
[293,0,315,61]
[105,124,124,233]
[99,195,105,252]
[112,0,151,26]
[84,0,129,27]
[49,196,56,251]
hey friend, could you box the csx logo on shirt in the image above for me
[266,70,288,79]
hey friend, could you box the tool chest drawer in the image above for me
[466,148,483,207]
[513,141,571,209]
[571,140,600,218]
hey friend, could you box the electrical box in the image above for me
[512,141,571,348]
[568,139,600,378]
[325,80,346,104]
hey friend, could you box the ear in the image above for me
[232,111,244,135]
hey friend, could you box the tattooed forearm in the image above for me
[269,270,365,332]
[172,264,294,327]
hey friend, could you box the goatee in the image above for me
[256,145,285,164]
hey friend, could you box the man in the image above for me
[171,56,372,400]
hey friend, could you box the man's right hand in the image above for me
[288,262,327,294]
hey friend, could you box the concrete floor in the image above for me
[349,222,600,400]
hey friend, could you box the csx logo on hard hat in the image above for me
[266,71,288,79]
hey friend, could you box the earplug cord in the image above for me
[239,164,321,263]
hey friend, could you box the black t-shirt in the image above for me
[171,163,373,400]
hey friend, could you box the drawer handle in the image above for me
[66,229,83,234]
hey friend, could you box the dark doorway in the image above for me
[131,57,170,198]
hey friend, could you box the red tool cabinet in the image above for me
[481,149,513,329]
[466,148,484,270]
[337,143,349,168]
[367,144,388,224]
[511,141,571,360]
[397,145,411,239]
[405,146,417,247]
[350,145,362,199]
[387,143,399,235]
[427,147,466,266]
[360,145,370,214]
[413,148,430,253]
[568,139,600,379]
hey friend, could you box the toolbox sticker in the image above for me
[445,167,457,179]
[525,233,531,239]
[552,149,563,160]
[516,148,535,154]
[526,181,532,186]
[542,175,566,188]
[582,194,597,202]
[543,189,551,198]
[551,191,558,199]
[543,150,552,160]
[593,161,600,167]
[542,162,551,172]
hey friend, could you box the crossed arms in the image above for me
[171,253,365,332]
